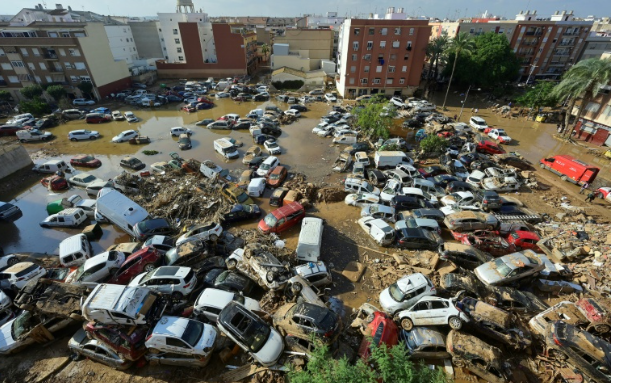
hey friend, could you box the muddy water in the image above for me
[0,98,343,255]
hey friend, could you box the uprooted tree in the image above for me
[419,135,448,153]
[287,342,448,383]
[352,96,395,140]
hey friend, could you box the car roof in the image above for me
[399,227,431,239]
[152,316,192,337]
[396,273,428,293]
[5,262,36,274]
[270,201,303,219]
[83,251,112,269]
[196,288,234,307]
[153,266,191,278]
[406,327,446,348]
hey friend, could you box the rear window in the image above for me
[184,270,195,284]
[16,264,40,277]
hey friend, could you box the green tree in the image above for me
[287,342,447,383]
[261,44,270,62]
[516,82,559,115]
[0,90,12,103]
[45,85,67,102]
[470,33,520,90]
[550,57,611,136]
[19,99,52,116]
[426,35,449,82]
[77,81,94,98]
[20,84,44,100]
[352,97,394,140]
[420,135,448,153]
[441,33,475,109]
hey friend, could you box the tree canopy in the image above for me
[516,82,559,112]
[20,84,44,100]
[45,85,67,101]
[352,96,395,140]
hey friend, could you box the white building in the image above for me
[105,25,139,64]
[156,11,217,64]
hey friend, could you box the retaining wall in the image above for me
[0,142,33,179]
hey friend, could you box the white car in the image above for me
[439,204,481,216]
[284,109,300,117]
[1,262,47,291]
[344,192,381,207]
[176,222,223,245]
[361,204,397,223]
[112,130,138,143]
[389,97,407,108]
[111,111,124,120]
[0,311,74,355]
[227,248,288,291]
[395,295,469,330]
[324,94,337,102]
[469,116,487,131]
[68,129,100,141]
[0,255,19,271]
[316,126,335,137]
[488,129,512,144]
[145,316,218,367]
[466,170,486,187]
[256,156,280,177]
[312,122,330,134]
[380,179,403,203]
[142,236,176,254]
[65,251,125,285]
[129,266,197,299]
[357,217,395,247]
[440,191,478,208]
[170,127,192,137]
[257,85,269,93]
[68,173,103,188]
[150,161,172,175]
[215,92,230,99]
[379,273,436,315]
[247,178,266,197]
[333,129,357,138]
[72,98,95,106]
[193,288,261,324]
[124,112,138,122]
[264,140,281,155]
[481,177,521,193]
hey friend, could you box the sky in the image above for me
[2,0,612,19]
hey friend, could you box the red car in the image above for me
[83,322,148,361]
[506,230,541,252]
[451,229,498,241]
[41,175,68,191]
[258,201,305,234]
[437,131,453,138]
[0,125,25,136]
[266,166,288,188]
[70,155,102,168]
[196,97,213,104]
[460,233,516,256]
[358,312,399,360]
[483,126,495,134]
[107,246,161,285]
[181,105,196,113]
[476,140,505,155]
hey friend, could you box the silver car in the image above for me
[474,250,546,286]
[68,328,132,370]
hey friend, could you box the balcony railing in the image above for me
[43,53,58,59]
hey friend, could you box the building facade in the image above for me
[573,91,611,146]
[129,21,165,59]
[271,29,334,72]
[336,17,431,99]
[0,21,130,101]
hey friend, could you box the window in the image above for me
[177,47,183,53]
[363,66,369,73]
[406,41,412,50]
[34,76,41,83]
[20,48,29,57]
[373,78,381,84]
[354,28,360,35]
[62,33,70,38]
[11,61,24,68]
[8,76,19,83]
[584,102,601,113]
[350,66,356,73]
[32,48,40,56]
[392,41,400,48]
[400,78,405,84]
[369,28,375,35]
[27,63,35,70]
[174,38,180,44]
[349,78,355,85]
[70,76,78,83]
[45,76,52,82]
[166,337,189,348]
[376,65,382,73]
[395,27,401,35]
[178,56,184,61]
[498,28,505,34]
[361,78,368,84]
[158,28,162,32]
[351,54,357,61]
[409,28,414,35]
[352,41,359,51]
[363,54,371,60]
[173,29,179,35]
[80,76,91,82]
[367,41,373,50]
[379,41,386,48]
[126,38,129,42]
[59,48,66,56]
[388,66,395,73]
[390,54,397,60]
[1,63,12,70]
[402,65,407,72]
[469,28,475,34]
[380,28,388,35]
[68,48,79,56]
[49,32,58,37]
[0,48,4,56]
[74,62,86,70]
[386,78,393,85]
[64,62,72,69]
[602,105,611,117]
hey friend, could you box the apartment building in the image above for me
[271,29,334,72]
[336,13,431,99]
[573,91,611,146]
[0,20,130,101]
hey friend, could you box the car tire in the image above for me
[448,316,463,330]
[594,324,611,333]
[452,358,465,368]
[400,317,413,331]
[19,139,26,143]
[143,263,155,273]
[226,258,237,270]
[7,257,18,267]
[89,136,96,140]
[266,271,275,283]
[71,138,78,142]
[209,234,218,242]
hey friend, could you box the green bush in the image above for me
[272,80,305,90]
[19,99,52,117]
[420,135,448,153]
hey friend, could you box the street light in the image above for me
[457,86,480,121]
[526,64,538,85]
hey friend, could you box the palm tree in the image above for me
[441,33,475,110]
[551,58,611,137]
[423,35,449,94]
[261,44,270,62]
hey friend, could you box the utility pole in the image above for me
[457,85,472,121]
[526,64,538,85]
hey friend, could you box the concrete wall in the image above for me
[129,21,164,58]
[272,55,316,71]
[0,142,33,179]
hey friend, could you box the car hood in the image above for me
[197,325,218,354]
[253,328,284,365]
[0,322,16,353]
[379,289,397,314]
[474,263,503,285]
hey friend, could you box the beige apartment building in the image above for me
[271,29,334,72]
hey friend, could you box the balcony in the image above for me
[43,53,58,60]
[0,80,6,87]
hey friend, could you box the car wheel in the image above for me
[266,271,275,283]
[539,163,546,169]
[452,358,465,368]
[71,138,77,142]
[209,234,218,242]
[7,257,18,267]
[143,263,155,273]
[89,136,96,140]
[594,324,611,333]
[226,258,237,270]
[400,318,414,331]
[448,316,463,330]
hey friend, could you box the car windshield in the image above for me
[141,268,158,283]
[82,156,94,161]
[223,146,236,154]
[244,319,271,352]
[266,142,277,149]
[83,130,92,134]
[11,311,32,340]
[269,173,280,180]
[493,258,513,277]
[388,283,406,302]
[263,213,276,228]
[259,163,271,170]
[181,320,204,346]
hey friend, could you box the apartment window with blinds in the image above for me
[390,54,397,60]
[380,41,386,48]
[8,76,19,83]
[392,41,400,48]
[386,78,393,85]
[380,28,387,35]
[367,41,373,50]
[32,48,40,56]
[373,78,381,84]
[402,65,407,72]
[400,78,405,84]
[351,54,357,61]
[376,66,382,73]
[20,48,29,57]
[1,63,12,70]
[395,28,401,35]
[388,66,395,73]
[369,28,375,35]
[39,62,46,70]
[353,41,359,51]
[11,61,24,68]
[363,66,369,73]
[173,29,179,35]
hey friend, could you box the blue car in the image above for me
[90,107,111,114]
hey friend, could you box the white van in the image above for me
[40,208,88,228]
[344,177,380,195]
[95,189,150,236]
[247,109,264,119]
[59,233,93,267]
[332,135,357,145]
[296,218,324,263]
[214,138,239,159]
[16,129,53,142]
[32,160,71,174]
[412,178,446,197]
[374,151,414,169]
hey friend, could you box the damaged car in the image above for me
[273,302,342,345]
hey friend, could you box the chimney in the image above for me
[397,8,404,13]
[68,5,72,11]
[55,4,63,10]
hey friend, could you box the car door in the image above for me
[409,301,433,325]
[81,344,99,359]
[165,336,193,355]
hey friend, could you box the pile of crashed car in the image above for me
[321,100,610,383]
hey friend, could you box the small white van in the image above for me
[40,208,88,228]
[296,217,324,263]
[374,151,414,169]
[59,233,93,267]
[332,135,357,145]
[16,129,53,142]
[214,138,239,159]
[32,160,71,174]
[344,178,380,195]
